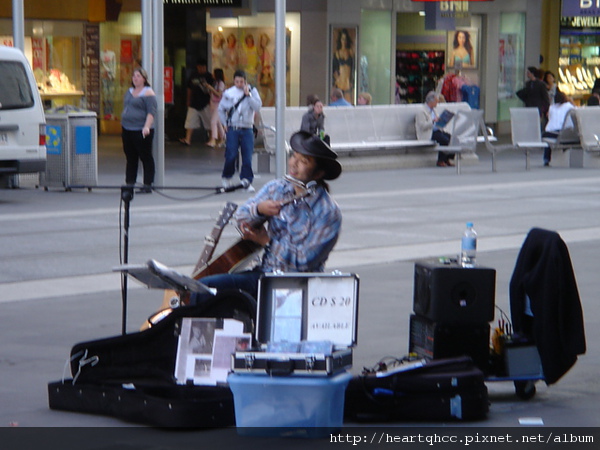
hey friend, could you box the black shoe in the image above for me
[136,185,152,194]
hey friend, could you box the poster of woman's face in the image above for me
[447,29,478,70]
[330,26,358,104]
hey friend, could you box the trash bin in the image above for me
[41,106,98,190]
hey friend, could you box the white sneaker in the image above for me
[241,179,255,192]
[221,177,232,188]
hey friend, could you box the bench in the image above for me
[258,102,486,171]
[573,106,600,168]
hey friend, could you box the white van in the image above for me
[0,45,46,181]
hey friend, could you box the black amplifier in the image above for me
[413,259,496,323]
[408,314,490,373]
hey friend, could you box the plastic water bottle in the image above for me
[461,222,477,268]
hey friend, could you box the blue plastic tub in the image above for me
[228,371,352,437]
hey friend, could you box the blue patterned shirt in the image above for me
[235,178,342,272]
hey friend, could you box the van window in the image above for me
[0,61,35,110]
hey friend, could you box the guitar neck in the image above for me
[193,226,221,274]
[192,202,237,275]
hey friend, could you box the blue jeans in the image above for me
[190,269,263,306]
[222,127,254,182]
[542,131,557,164]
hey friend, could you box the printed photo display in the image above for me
[208,27,291,106]
[447,28,478,70]
[330,25,358,104]
[174,318,250,385]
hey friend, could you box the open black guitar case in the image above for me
[48,289,256,428]
[344,356,489,422]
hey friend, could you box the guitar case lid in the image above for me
[68,289,256,385]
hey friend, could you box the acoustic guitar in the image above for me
[144,180,317,329]
[190,180,318,278]
[142,202,238,330]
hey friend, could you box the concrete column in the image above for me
[275,0,287,178]
[142,0,153,78]
[12,0,24,51]
[152,0,165,187]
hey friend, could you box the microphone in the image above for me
[217,179,250,193]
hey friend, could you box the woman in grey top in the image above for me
[300,97,325,136]
[121,67,157,193]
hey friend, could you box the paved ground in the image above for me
[1,135,599,446]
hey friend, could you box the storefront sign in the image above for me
[121,40,133,64]
[561,16,600,27]
[424,2,471,30]
[425,3,455,30]
[84,24,100,115]
[163,0,242,6]
[31,38,44,71]
[164,67,174,104]
[440,1,469,14]
[563,0,600,17]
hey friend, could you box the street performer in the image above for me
[189,130,343,306]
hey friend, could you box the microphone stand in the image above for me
[116,181,247,335]
[120,185,134,335]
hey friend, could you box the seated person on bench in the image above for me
[416,91,455,167]
[541,90,574,167]
[190,130,343,305]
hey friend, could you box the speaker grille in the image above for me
[413,259,496,323]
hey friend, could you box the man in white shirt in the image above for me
[218,70,262,192]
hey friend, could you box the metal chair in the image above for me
[510,107,549,170]
[477,116,514,172]
[442,109,482,174]
[574,106,600,156]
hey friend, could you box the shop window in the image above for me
[395,13,446,104]
[558,17,600,102]
[99,13,142,133]
[360,9,392,105]
[497,12,525,122]
[0,33,84,109]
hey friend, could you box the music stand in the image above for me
[113,259,217,332]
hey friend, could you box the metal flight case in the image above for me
[232,271,359,376]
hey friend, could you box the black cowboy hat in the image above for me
[289,131,342,180]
